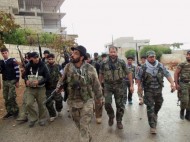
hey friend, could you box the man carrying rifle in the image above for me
[174,50,190,120]
[24,52,49,127]
[45,53,63,122]
[0,47,20,119]
[56,46,103,142]
[16,52,32,123]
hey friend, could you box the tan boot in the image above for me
[150,128,157,134]
[96,117,102,124]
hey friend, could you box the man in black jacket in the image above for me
[0,47,20,119]
[24,52,50,127]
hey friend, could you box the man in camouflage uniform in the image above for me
[86,53,102,124]
[24,52,50,127]
[99,46,134,129]
[56,46,103,142]
[136,50,175,134]
[123,56,136,105]
[0,47,20,119]
[136,55,147,105]
[45,53,63,122]
[174,50,190,120]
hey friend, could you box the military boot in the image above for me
[180,109,185,120]
[185,110,190,121]
[117,121,123,129]
[108,117,114,126]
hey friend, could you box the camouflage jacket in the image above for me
[57,62,103,108]
[177,61,190,81]
[46,63,61,89]
[100,57,130,84]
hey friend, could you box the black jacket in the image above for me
[24,60,50,86]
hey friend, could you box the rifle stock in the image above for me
[16,45,26,68]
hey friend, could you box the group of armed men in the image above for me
[0,45,190,142]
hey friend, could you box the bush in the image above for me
[140,45,171,61]
[125,49,136,58]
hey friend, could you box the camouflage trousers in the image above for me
[25,87,47,122]
[179,82,190,110]
[123,80,133,103]
[94,99,103,119]
[46,89,63,117]
[69,99,93,142]
[2,80,19,114]
[104,82,125,122]
[144,88,163,128]
[17,87,28,120]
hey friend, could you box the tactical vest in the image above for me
[103,58,126,83]
[65,63,94,102]
[179,62,190,81]
[28,67,44,87]
[142,63,164,89]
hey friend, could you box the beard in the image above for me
[186,57,190,62]
[71,57,80,63]
[110,55,117,60]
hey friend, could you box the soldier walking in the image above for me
[24,52,50,127]
[99,46,134,129]
[45,53,63,121]
[123,56,136,105]
[86,53,102,124]
[0,47,20,119]
[174,50,190,120]
[136,50,175,134]
[56,46,103,142]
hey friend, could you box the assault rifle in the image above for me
[16,45,26,68]
[43,82,68,104]
[37,34,42,59]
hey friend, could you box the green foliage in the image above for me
[125,49,136,58]
[140,45,171,61]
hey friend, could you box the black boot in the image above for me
[180,109,185,120]
[185,110,190,121]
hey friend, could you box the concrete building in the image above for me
[0,0,66,34]
[105,37,150,59]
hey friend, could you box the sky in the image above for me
[61,0,190,54]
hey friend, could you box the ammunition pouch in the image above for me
[28,75,45,88]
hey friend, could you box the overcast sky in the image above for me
[61,0,190,54]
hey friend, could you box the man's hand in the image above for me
[175,83,180,90]
[130,85,134,94]
[32,80,39,86]
[171,84,176,92]
[15,82,19,88]
[26,80,30,86]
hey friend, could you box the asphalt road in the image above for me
[0,72,190,142]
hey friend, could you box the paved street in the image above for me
[0,72,190,142]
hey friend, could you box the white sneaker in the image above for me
[50,117,56,122]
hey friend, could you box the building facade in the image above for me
[0,0,66,34]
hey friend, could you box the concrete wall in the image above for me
[0,0,19,14]
[14,15,43,32]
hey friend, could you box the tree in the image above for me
[125,49,135,58]
[171,43,183,50]
[0,11,19,48]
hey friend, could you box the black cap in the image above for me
[71,45,87,60]
[140,55,147,59]
[43,50,50,54]
[187,50,190,54]
[30,52,39,58]
[127,56,134,60]
[101,53,107,58]
[94,52,98,57]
